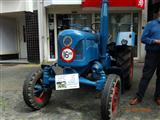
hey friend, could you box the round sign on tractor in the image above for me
[61,47,76,63]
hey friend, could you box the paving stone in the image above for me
[0,63,159,120]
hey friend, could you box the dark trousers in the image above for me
[136,51,160,100]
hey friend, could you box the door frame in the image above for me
[47,13,58,61]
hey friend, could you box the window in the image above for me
[57,14,92,33]
[48,14,55,59]
[95,12,139,57]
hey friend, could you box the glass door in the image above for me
[47,13,92,61]
[57,14,71,34]
[109,13,132,43]
[132,13,139,58]
[95,12,139,57]
[48,14,56,59]
[56,14,92,34]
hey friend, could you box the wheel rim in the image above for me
[112,81,120,113]
[129,61,133,81]
[33,78,47,104]
[34,92,47,103]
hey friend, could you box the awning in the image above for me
[82,0,145,9]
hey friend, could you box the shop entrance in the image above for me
[56,14,92,33]
[48,13,92,61]
[47,12,140,61]
[48,14,56,59]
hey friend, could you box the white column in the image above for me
[37,0,48,63]
[26,0,34,12]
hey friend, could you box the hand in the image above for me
[154,40,160,45]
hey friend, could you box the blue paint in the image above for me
[79,76,106,91]
[99,0,109,67]
[42,61,107,91]
[40,0,135,93]
[42,64,56,86]
[34,84,43,95]
[41,0,111,91]
[80,77,96,86]
[43,67,50,85]
[96,74,106,91]
[58,29,99,68]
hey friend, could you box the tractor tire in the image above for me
[116,46,133,90]
[101,74,121,120]
[23,69,52,110]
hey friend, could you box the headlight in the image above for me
[63,36,72,47]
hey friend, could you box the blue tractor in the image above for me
[23,0,135,119]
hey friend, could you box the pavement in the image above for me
[0,63,160,120]
[0,59,29,64]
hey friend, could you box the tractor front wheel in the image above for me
[101,74,121,120]
[23,69,52,110]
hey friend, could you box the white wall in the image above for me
[0,0,35,13]
[16,14,28,59]
[0,17,18,55]
[44,0,81,6]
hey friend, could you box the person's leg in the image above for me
[136,51,158,100]
[154,53,160,99]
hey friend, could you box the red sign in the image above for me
[136,0,145,9]
[61,47,76,63]
[82,0,145,9]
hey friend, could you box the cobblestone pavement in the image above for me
[0,63,160,120]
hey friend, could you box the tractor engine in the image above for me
[58,29,99,68]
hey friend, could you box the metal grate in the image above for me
[75,40,83,60]
[25,11,40,63]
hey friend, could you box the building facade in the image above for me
[1,0,158,63]
[0,0,40,63]
[38,0,148,63]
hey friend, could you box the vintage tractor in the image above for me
[23,0,135,120]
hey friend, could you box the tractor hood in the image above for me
[57,29,99,67]
[58,29,97,48]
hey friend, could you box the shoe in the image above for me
[129,97,142,105]
[155,98,160,106]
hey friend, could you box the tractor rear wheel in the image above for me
[101,74,121,120]
[23,69,52,110]
[116,46,133,90]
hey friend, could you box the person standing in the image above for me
[129,8,160,105]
